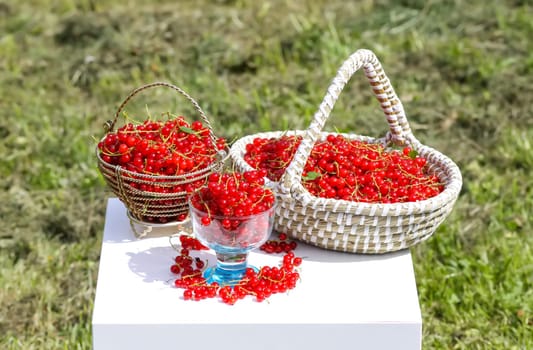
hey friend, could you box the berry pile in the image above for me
[244,135,302,181]
[170,235,209,278]
[260,232,298,254]
[244,134,444,203]
[98,116,226,176]
[189,170,276,248]
[170,234,302,304]
[190,170,274,218]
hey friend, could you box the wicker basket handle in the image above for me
[105,82,219,149]
[280,49,417,193]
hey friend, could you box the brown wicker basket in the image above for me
[96,82,226,224]
[229,49,462,254]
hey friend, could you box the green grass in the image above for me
[1,0,532,348]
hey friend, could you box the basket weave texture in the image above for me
[96,82,225,223]
[230,49,462,254]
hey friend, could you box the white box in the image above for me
[92,198,422,350]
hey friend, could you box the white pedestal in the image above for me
[92,198,422,350]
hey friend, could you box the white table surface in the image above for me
[92,198,422,350]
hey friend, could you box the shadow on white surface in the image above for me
[105,199,411,266]
[126,246,215,283]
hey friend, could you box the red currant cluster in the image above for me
[171,235,302,304]
[189,170,276,249]
[245,134,444,203]
[98,116,226,176]
[260,232,298,254]
[190,170,275,219]
[170,235,209,277]
[244,135,301,181]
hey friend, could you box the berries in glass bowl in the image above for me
[188,170,276,285]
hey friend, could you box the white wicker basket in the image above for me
[230,49,462,254]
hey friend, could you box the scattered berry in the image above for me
[169,234,303,305]
[260,232,298,254]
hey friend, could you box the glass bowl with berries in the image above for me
[188,170,276,285]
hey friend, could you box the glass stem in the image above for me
[203,252,249,285]
[215,251,248,273]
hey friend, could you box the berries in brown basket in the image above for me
[98,116,226,176]
[244,134,444,203]
[98,116,227,224]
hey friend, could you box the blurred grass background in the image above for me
[0,0,531,349]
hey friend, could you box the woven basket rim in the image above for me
[127,209,191,227]
[96,144,227,181]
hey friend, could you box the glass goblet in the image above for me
[189,202,275,285]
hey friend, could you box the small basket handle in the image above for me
[105,82,219,150]
[280,49,418,193]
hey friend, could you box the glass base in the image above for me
[203,251,258,286]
